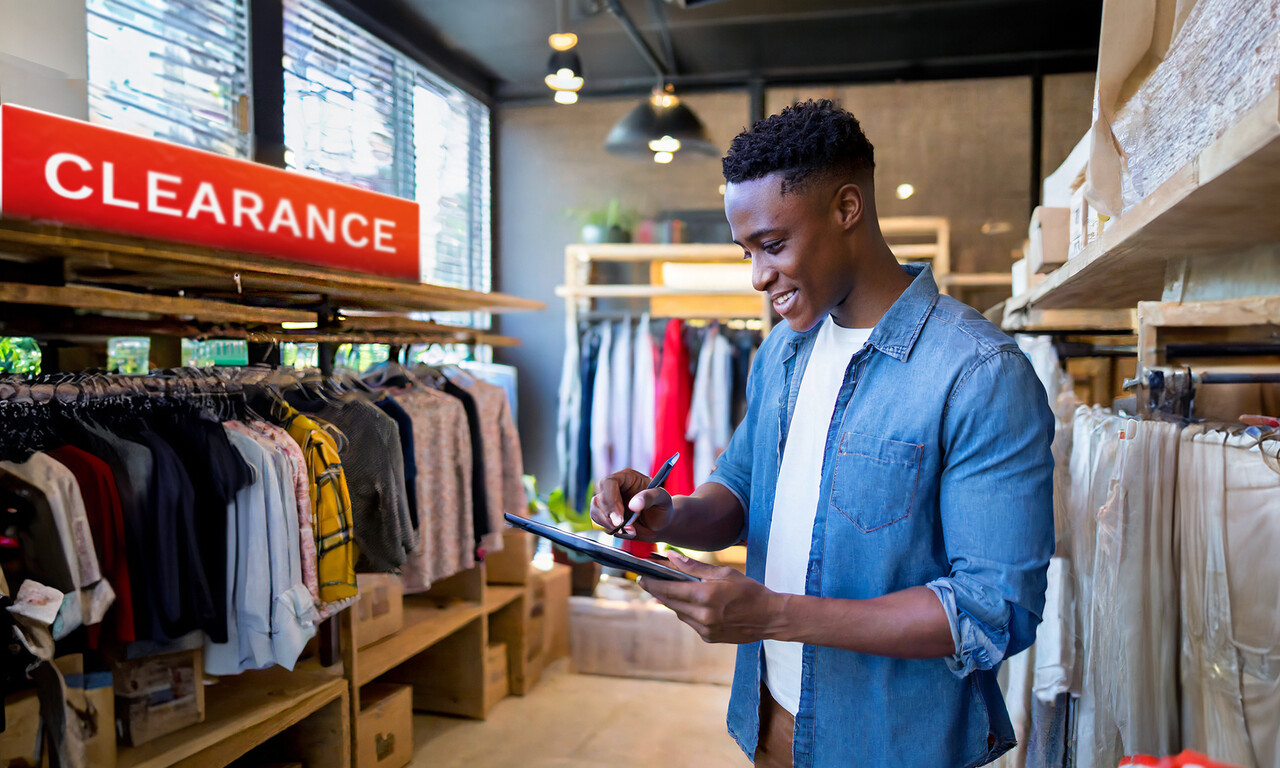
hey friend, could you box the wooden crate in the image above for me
[354,574,404,649]
[356,684,412,768]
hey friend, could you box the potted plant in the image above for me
[568,198,635,244]
[525,476,604,596]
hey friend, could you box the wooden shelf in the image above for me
[556,285,761,299]
[1004,90,1280,312]
[568,244,741,262]
[118,669,347,768]
[354,598,484,687]
[0,282,314,326]
[937,272,1011,288]
[484,585,524,614]
[0,220,543,315]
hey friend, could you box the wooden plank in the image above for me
[889,243,937,260]
[1007,90,1280,311]
[0,221,543,314]
[486,596,528,708]
[1001,308,1137,333]
[355,600,485,687]
[384,619,487,720]
[118,671,346,768]
[484,585,524,614]
[556,285,761,298]
[569,244,740,262]
[936,272,1012,287]
[0,282,312,325]
[261,331,521,347]
[1137,296,1280,329]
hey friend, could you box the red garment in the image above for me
[47,445,136,645]
[1121,752,1248,768]
[627,319,697,559]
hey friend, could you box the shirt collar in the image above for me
[780,263,938,363]
[865,263,938,362]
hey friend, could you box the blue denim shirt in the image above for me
[707,264,1054,768]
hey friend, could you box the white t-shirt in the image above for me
[763,315,873,716]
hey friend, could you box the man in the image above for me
[591,100,1054,768]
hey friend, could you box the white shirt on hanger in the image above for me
[763,315,872,716]
[687,325,734,485]
[630,314,656,474]
[608,319,633,480]
[589,321,614,484]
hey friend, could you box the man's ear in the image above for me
[834,182,866,231]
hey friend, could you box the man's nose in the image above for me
[751,256,776,293]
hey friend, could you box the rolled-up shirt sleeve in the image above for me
[928,348,1055,678]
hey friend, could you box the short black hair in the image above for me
[722,99,875,194]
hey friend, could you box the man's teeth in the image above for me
[773,290,796,305]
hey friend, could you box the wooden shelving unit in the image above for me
[1001,89,1280,321]
[559,217,965,332]
[118,670,349,768]
[335,565,536,768]
[0,217,543,767]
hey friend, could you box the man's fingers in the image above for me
[637,575,699,601]
[647,594,713,627]
[666,551,726,578]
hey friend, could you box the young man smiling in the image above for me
[591,100,1055,767]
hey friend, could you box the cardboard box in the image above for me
[0,689,40,767]
[1068,186,1088,258]
[355,573,404,649]
[1028,206,1070,274]
[52,655,116,768]
[484,530,534,585]
[569,596,736,686]
[357,683,412,768]
[113,649,205,747]
[485,642,510,706]
[542,564,571,662]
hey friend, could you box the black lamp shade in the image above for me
[546,50,583,80]
[604,98,718,158]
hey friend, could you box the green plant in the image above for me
[565,198,637,233]
[0,337,41,375]
[523,475,595,533]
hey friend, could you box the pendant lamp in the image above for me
[605,86,717,161]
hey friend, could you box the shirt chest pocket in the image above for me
[829,432,923,532]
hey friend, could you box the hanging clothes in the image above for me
[574,326,602,509]
[282,389,415,573]
[608,319,633,477]
[686,323,734,486]
[442,379,492,548]
[590,321,615,485]
[557,320,582,509]
[394,385,475,591]
[653,319,696,495]
[630,314,657,477]
[449,372,525,553]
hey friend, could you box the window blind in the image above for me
[284,0,493,327]
[86,0,250,158]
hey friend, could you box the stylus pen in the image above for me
[609,451,680,536]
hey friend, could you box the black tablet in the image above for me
[503,513,701,582]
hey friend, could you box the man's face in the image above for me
[725,173,855,333]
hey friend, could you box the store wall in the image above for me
[496,75,1093,491]
[0,0,89,118]
[493,91,749,489]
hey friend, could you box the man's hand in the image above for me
[639,552,789,644]
[590,469,675,541]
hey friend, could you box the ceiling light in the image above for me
[554,90,578,105]
[648,135,681,153]
[605,85,717,160]
[548,32,578,51]
[281,320,318,330]
[653,151,674,164]
[545,52,584,91]
[895,183,914,200]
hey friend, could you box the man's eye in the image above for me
[763,240,784,254]
[741,250,752,261]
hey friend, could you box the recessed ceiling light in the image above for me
[895,183,914,200]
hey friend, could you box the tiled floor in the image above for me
[410,660,749,768]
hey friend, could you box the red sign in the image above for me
[0,104,420,281]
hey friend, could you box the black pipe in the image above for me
[1200,372,1280,385]
[603,0,669,81]
[1166,343,1280,358]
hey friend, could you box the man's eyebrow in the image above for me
[732,228,780,247]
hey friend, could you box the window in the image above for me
[86,0,251,158]
[283,0,492,325]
